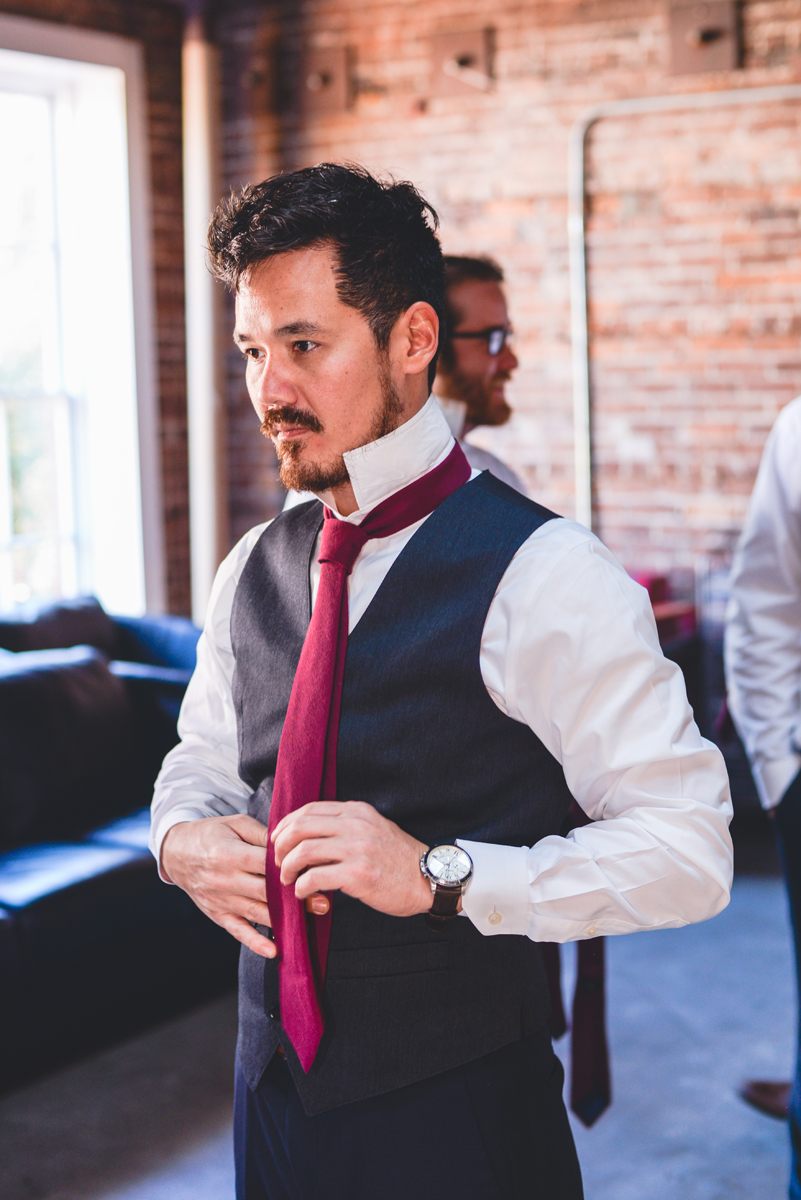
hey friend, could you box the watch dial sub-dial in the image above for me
[427,845,472,885]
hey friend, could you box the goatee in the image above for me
[261,366,405,496]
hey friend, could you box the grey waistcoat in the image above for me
[230,471,575,1114]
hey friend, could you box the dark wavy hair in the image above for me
[208,163,446,387]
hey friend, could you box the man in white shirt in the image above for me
[434,254,526,493]
[725,396,801,1197]
[151,163,733,1200]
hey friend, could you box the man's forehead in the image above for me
[233,244,344,334]
[449,279,508,324]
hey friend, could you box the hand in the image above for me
[272,800,433,918]
[160,815,330,958]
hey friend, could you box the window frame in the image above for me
[0,12,166,614]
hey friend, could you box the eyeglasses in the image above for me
[450,326,513,356]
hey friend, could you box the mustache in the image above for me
[260,407,323,437]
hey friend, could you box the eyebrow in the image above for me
[234,320,324,343]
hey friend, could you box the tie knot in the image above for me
[319,511,369,575]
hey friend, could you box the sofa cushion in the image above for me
[113,613,200,671]
[0,841,198,982]
[88,807,152,851]
[0,841,141,908]
[0,647,141,850]
[0,597,120,656]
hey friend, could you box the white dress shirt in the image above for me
[725,396,801,809]
[151,396,733,943]
[435,395,527,494]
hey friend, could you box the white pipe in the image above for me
[568,83,801,533]
[183,15,228,624]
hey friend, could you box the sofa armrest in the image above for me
[109,661,193,690]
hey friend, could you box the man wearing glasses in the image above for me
[433,255,526,493]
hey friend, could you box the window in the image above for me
[0,16,164,614]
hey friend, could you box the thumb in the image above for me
[226,813,271,847]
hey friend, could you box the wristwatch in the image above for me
[420,844,473,931]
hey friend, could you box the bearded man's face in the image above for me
[435,280,518,429]
[234,245,406,497]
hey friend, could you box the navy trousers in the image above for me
[234,1026,583,1200]
[775,770,801,1200]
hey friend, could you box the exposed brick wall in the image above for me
[587,98,801,572]
[216,0,801,580]
[0,0,191,615]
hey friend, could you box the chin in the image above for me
[470,404,511,429]
[278,449,349,494]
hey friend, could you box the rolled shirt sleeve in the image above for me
[461,521,733,943]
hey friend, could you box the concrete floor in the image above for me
[0,876,796,1200]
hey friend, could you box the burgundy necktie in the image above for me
[265,442,471,1071]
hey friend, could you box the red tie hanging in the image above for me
[264,442,471,1072]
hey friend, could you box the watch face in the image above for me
[426,845,472,886]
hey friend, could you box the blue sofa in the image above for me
[0,598,239,1093]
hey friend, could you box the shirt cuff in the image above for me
[456,839,530,936]
[753,754,801,809]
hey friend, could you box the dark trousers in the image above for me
[774,769,801,1200]
[234,1026,583,1200]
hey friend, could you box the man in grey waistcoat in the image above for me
[150,163,733,1200]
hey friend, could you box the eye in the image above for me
[292,340,317,354]
[242,347,263,361]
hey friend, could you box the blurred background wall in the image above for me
[213,0,801,598]
[1,0,800,615]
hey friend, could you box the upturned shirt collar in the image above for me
[434,396,468,440]
[319,395,456,523]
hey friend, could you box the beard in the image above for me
[455,369,513,428]
[260,361,405,495]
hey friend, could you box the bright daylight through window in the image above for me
[0,36,155,614]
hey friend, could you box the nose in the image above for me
[498,340,518,373]
[249,351,293,413]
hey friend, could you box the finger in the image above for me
[279,838,344,886]
[219,913,277,958]
[199,829,269,879]
[272,816,356,864]
[271,802,350,839]
[196,884,271,928]
[294,862,371,901]
[305,892,330,915]
[232,842,270,876]
[228,892,273,927]
[226,814,272,847]
[229,870,273,906]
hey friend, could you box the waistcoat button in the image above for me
[269,1004,281,1021]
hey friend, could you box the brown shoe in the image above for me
[739,1080,791,1120]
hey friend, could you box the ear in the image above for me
[393,302,439,378]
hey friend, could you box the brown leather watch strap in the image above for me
[425,885,461,931]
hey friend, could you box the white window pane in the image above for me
[7,397,73,539]
[12,539,63,604]
[0,91,58,396]
[0,40,150,615]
